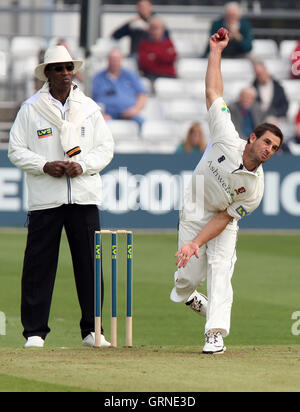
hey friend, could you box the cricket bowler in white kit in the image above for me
[170,29,283,354]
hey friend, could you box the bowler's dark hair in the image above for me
[247,123,284,148]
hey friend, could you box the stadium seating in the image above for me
[1,8,299,155]
[251,39,279,59]
[287,100,300,122]
[106,119,140,142]
[0,36,9,54]
[90,38,120,60]
[161,98,206,122]
[141,97,165,121]
[223,80,253,103]
[282,79,300,102]
[154,78,187,99]
[184,80,206,100]
[279,40,298,59]
[221,59,255,82]
[11,36,47,59]
[141,120,180,143]
[278,119,296,140]
[177,58,208,80]
[114,140,148,154]
[172,34,204,58]
[264,58,291,80]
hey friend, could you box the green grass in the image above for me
[0,373,89,392]
[0,230,299,392]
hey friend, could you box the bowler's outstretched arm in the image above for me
[175,210,233,268]
[205,29,229,110]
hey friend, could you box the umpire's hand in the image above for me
[43,161,69,178]
[64,161,83,178]
[43,161,83,178]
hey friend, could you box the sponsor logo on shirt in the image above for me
[37,128,53,139]
[235,187,246,195]
[221,102,230,114]
[218,155,226,163]
[236,205,249,218]
[207,160,231,195]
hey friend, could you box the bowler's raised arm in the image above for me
[205,29,229,110]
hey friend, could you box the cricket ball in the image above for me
[217,27,227,40]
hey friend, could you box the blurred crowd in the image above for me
[8,1,300,154]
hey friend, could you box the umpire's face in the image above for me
[44,61,74,91]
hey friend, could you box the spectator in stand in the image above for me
[138,17,177,83]
[229,87,265,141]
[252,60,289,120]
[176,122,207,154]
[203,2,253,58]
[92,48,148,128]
[111,0,169,57]
[291,41,300,79]
[281,108,300,154]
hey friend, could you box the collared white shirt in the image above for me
[182,97,264,224]
[48,93,70,115]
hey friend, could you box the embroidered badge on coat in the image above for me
[37,128,53,139]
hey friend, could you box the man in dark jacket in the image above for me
[203,2,253,58]
[111,0,168,57]
[252,60,289,119]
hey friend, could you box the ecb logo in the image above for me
[0,312,6,336]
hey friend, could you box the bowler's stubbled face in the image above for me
[251,132,281,163]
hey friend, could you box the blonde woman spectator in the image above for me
[176,123,207,154]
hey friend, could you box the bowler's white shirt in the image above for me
[182,97,264,225]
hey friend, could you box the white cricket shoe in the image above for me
[24,336,45,348]
[185,291,208,317]
[82,332,111,347]
[202,331,226,354]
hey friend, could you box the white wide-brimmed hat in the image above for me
[34,45,83,81]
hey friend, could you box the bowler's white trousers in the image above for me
[170,219,238,337]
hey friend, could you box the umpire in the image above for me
[8,46,114,348]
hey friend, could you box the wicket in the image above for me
[94,230,133,348]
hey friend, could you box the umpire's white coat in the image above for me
[171,97,264,337]
[8,86,114,211]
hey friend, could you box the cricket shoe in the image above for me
[82,332,111,347]
[24,336,45,348]
[202,331,226,354]
[185,291,207,317]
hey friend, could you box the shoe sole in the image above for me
[202,346,226,355]
[186,293,207,317]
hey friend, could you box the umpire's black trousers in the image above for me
[21,204,102,340]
